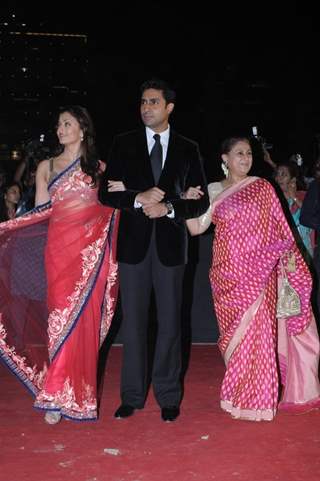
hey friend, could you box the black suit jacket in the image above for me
[98,128,209,266]
[300,179,320,231]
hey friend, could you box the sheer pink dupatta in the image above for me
[0,204,52,394]
[0,159,119,420]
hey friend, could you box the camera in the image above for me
[252,126,258,138]
[251,125,273,150]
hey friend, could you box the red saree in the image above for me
[0,158,119,420]
[210,177,320,421]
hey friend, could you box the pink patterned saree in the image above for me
[0,158,119,420]
[210,177,320,421]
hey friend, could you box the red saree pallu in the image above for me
[0,159,119,420]
[210,177,320,421]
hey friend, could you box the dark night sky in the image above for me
[3,1,319,176]
[86,2,318,172]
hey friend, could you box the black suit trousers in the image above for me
[118,230,185,408]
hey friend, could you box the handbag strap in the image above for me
[279,256,288,280]
[279,251,296,276]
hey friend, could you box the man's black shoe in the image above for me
[161,406,180,422]
[114,404,135,419]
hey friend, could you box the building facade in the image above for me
[0,11,88,171]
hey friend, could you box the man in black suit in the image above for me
[98,79,209,422]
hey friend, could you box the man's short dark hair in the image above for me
[140,78,176,105]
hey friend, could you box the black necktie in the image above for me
[150,133,163,184]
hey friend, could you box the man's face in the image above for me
[140,88,174,132]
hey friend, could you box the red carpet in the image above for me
[1,345,319,481]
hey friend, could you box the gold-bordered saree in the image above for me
[0,159,119,420]
[209,177,320,421]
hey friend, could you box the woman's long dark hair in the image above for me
[0,182,22,222]
[56,105,100,185]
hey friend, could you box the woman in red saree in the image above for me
[0,106,119,424]
[186,136,320,421]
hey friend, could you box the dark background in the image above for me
[1,1,319,342]
[3,1,319,170]
[90,2,319,179]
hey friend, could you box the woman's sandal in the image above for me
[44,411,62,425]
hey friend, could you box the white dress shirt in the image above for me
[134,126,174,217]
[145,126,170,166]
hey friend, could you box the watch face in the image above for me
[166,202,173,214]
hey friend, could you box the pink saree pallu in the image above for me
[210,177,320,421]
[0,159,119,421]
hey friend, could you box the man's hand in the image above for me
[143,202,168,218]
[136,187,165,205]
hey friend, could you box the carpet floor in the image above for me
[1,345,319,481]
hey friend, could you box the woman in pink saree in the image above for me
[0,106,119,424]
[186,136,320,421]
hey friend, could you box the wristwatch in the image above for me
[165,201,174,215]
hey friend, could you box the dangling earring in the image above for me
[221,161,229,178]
[80,133,84,142]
